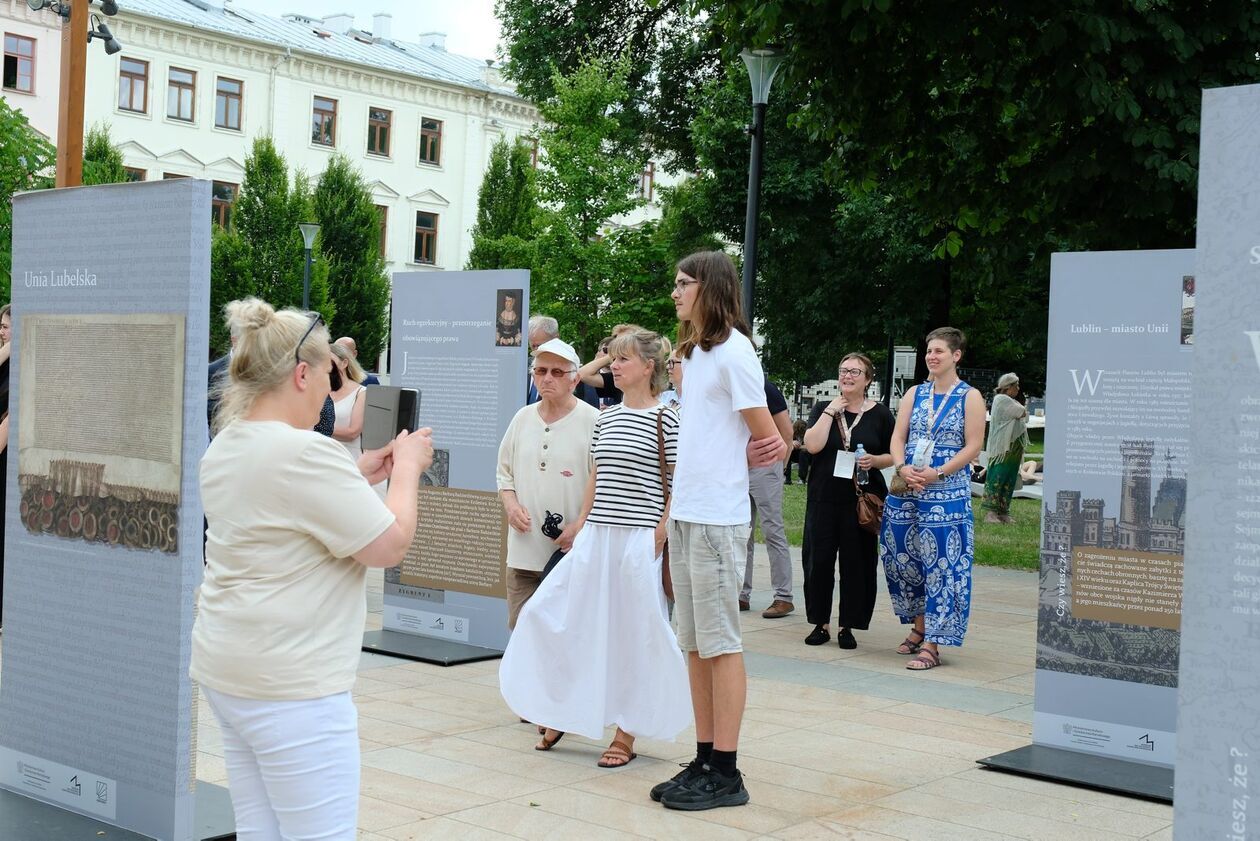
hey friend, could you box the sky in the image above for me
[243,0,503,61]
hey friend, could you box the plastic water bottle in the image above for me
[855,444,869,485]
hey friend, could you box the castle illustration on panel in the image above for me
[1036,439,1185,687]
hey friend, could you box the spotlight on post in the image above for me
[100,0,119,14]
[27,0,70,17]
[298,222,320,310]
[738,46,785,325]
[88,16,122,54]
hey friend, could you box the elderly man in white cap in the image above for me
[496,338,599,627]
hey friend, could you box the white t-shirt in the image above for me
[191,419,396,700]
[670,330,766,525]
[496,400,599,571]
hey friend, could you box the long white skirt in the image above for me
[498,522,693,741]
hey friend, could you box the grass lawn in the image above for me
[761,477,1041,571]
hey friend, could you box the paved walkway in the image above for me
[189,548,1173,840]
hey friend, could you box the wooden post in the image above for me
[55,0,89,188]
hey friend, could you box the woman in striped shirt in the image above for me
[499,329,691,767]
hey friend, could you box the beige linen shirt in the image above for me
[496,400,598,571]
[191,420,396,700]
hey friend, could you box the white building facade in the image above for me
[4,0,543,274]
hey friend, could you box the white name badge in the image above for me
[833,450,857,479]
[910,438,935,468]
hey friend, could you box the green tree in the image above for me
[208,225,253,356]
[466,136,540,273]
[81,123,127,186]
[497,0,718,169]
[230,137,332,317]
[532,56,657,357]
[313,154,390,363]
[208,137,331,353]
[0,98,55,299]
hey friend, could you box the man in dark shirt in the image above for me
[741,378,796,617]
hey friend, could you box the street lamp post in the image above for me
[739,46,785,325]
[298,222,320,310]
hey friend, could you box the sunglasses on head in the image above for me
[295,313,323,367]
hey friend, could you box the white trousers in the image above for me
[203,687,359,841]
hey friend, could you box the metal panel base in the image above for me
[978,743,1173,803]
[363,630,503,666]
[0,782,234,840]
[195,781,236,840]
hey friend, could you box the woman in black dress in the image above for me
[800,353,895,649]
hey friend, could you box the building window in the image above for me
[526,136,539,168]
[312,95,337,146]
[418,117,442,165]
[212,181,237,227]
[367,107,391,156]
[123,167,146,182]
[118,57,149,113]
[413,212,438,264]
[167,67,196,122]
[639,161,656,201]
[375,205,388,256]
[163,172,187,179]
[3,33,35,93]
[215,77,242,130]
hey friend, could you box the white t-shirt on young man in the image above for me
[670,330,767,525]
[192,420,396,701]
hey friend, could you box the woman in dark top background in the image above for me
[800,353,895,649]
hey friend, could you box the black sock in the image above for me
[709,749,737,775]
[695,741,713,765]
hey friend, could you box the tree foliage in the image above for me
[0,97,54,300]
[713,2,1260,252]
[313,154,390,364]
[496,0,718,170]
[81,123,128,186]
[208,137,331,356]
[682,70,937,384]
[466,136,540,273]
[500,1,1260,393]
[531,55,674,357]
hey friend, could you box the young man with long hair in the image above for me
[650,251,787,810]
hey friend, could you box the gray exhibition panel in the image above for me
[1032,249,1193,772]
[0,180,211,840]
[383,270,528,653]
[983,249,1192,801]
[1176,82,1260,837]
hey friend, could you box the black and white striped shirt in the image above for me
[587,404,679,528]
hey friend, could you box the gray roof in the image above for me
[120,0,521,98]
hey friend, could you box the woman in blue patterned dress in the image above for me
[880,327,986,670]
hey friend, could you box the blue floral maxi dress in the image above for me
[879,382,975,646]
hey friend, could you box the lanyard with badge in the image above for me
[831,402,868,479]
[910,382,961,468]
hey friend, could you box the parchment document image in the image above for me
[18,313,186,553]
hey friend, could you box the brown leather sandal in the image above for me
[535,729,565,751]
[896,628,925,655]
[597,738,636,768]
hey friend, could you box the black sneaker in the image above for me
[804,625,830,646]
[660,764,750,810]
[649,761,702,802]
[837,628,857,649]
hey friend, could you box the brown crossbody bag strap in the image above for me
[656,408,674,602]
